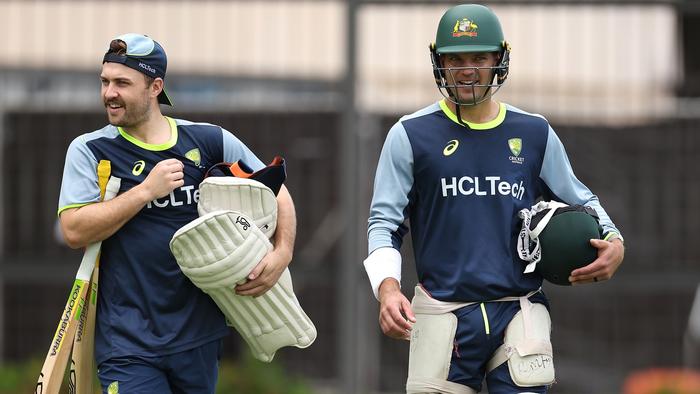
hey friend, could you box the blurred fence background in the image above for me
[0,0,699,393]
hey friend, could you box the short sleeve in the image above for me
[221,129,265,171]
[57,136,101,215]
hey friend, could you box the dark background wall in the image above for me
[3,111,698,392]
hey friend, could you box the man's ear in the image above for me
[151,78,164,99]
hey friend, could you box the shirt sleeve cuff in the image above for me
[363,247,402,301]
[603,231,624,244]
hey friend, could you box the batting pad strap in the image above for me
[198,177,278,239]
[486,344,509,374]
[363,247,402,301]
[517,201,568,273]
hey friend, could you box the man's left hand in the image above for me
[235,248,290,296]
[569,238,625,285]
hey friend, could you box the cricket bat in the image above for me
[68,255,100,394]
[36,162,120,394]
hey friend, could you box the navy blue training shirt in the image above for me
[367,100,622,302]
[58,117,264,364]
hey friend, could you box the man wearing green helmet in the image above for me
[430,2,510,111]
[363,3,625,393]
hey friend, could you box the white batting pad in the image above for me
[198,177,278,239]
[503,299,555,387]
[208,268,316,362]
[406,286,476,394]
[170,210,316,362]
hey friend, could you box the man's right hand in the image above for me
[59,159,185,248]
[142,158,185,200]
[378,278,416,340]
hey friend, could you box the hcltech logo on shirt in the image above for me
[440,176,525,200]
[146,185,200,209]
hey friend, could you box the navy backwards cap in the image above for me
[102,33,173,106]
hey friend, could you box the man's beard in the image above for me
[105,96,151,128]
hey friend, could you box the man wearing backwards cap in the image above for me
[57,33,297,393]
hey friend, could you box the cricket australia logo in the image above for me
[508,138,524,164]
[453,18,478,37]
[185,148,202,167]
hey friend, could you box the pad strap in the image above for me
[517,201,568,273]
[486,344,509,374]
[412,285,541,315]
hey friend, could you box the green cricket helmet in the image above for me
[517,201,603,286]
[430,4,511,106]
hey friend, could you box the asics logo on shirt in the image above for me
[443,140,459,156]
[132,160,146,176]
[441,176,525,200]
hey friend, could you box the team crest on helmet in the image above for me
[453,18,478,37]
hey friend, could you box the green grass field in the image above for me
[4,353,311,394]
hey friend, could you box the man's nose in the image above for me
[103,83,118,99]
[458,65,477,76]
